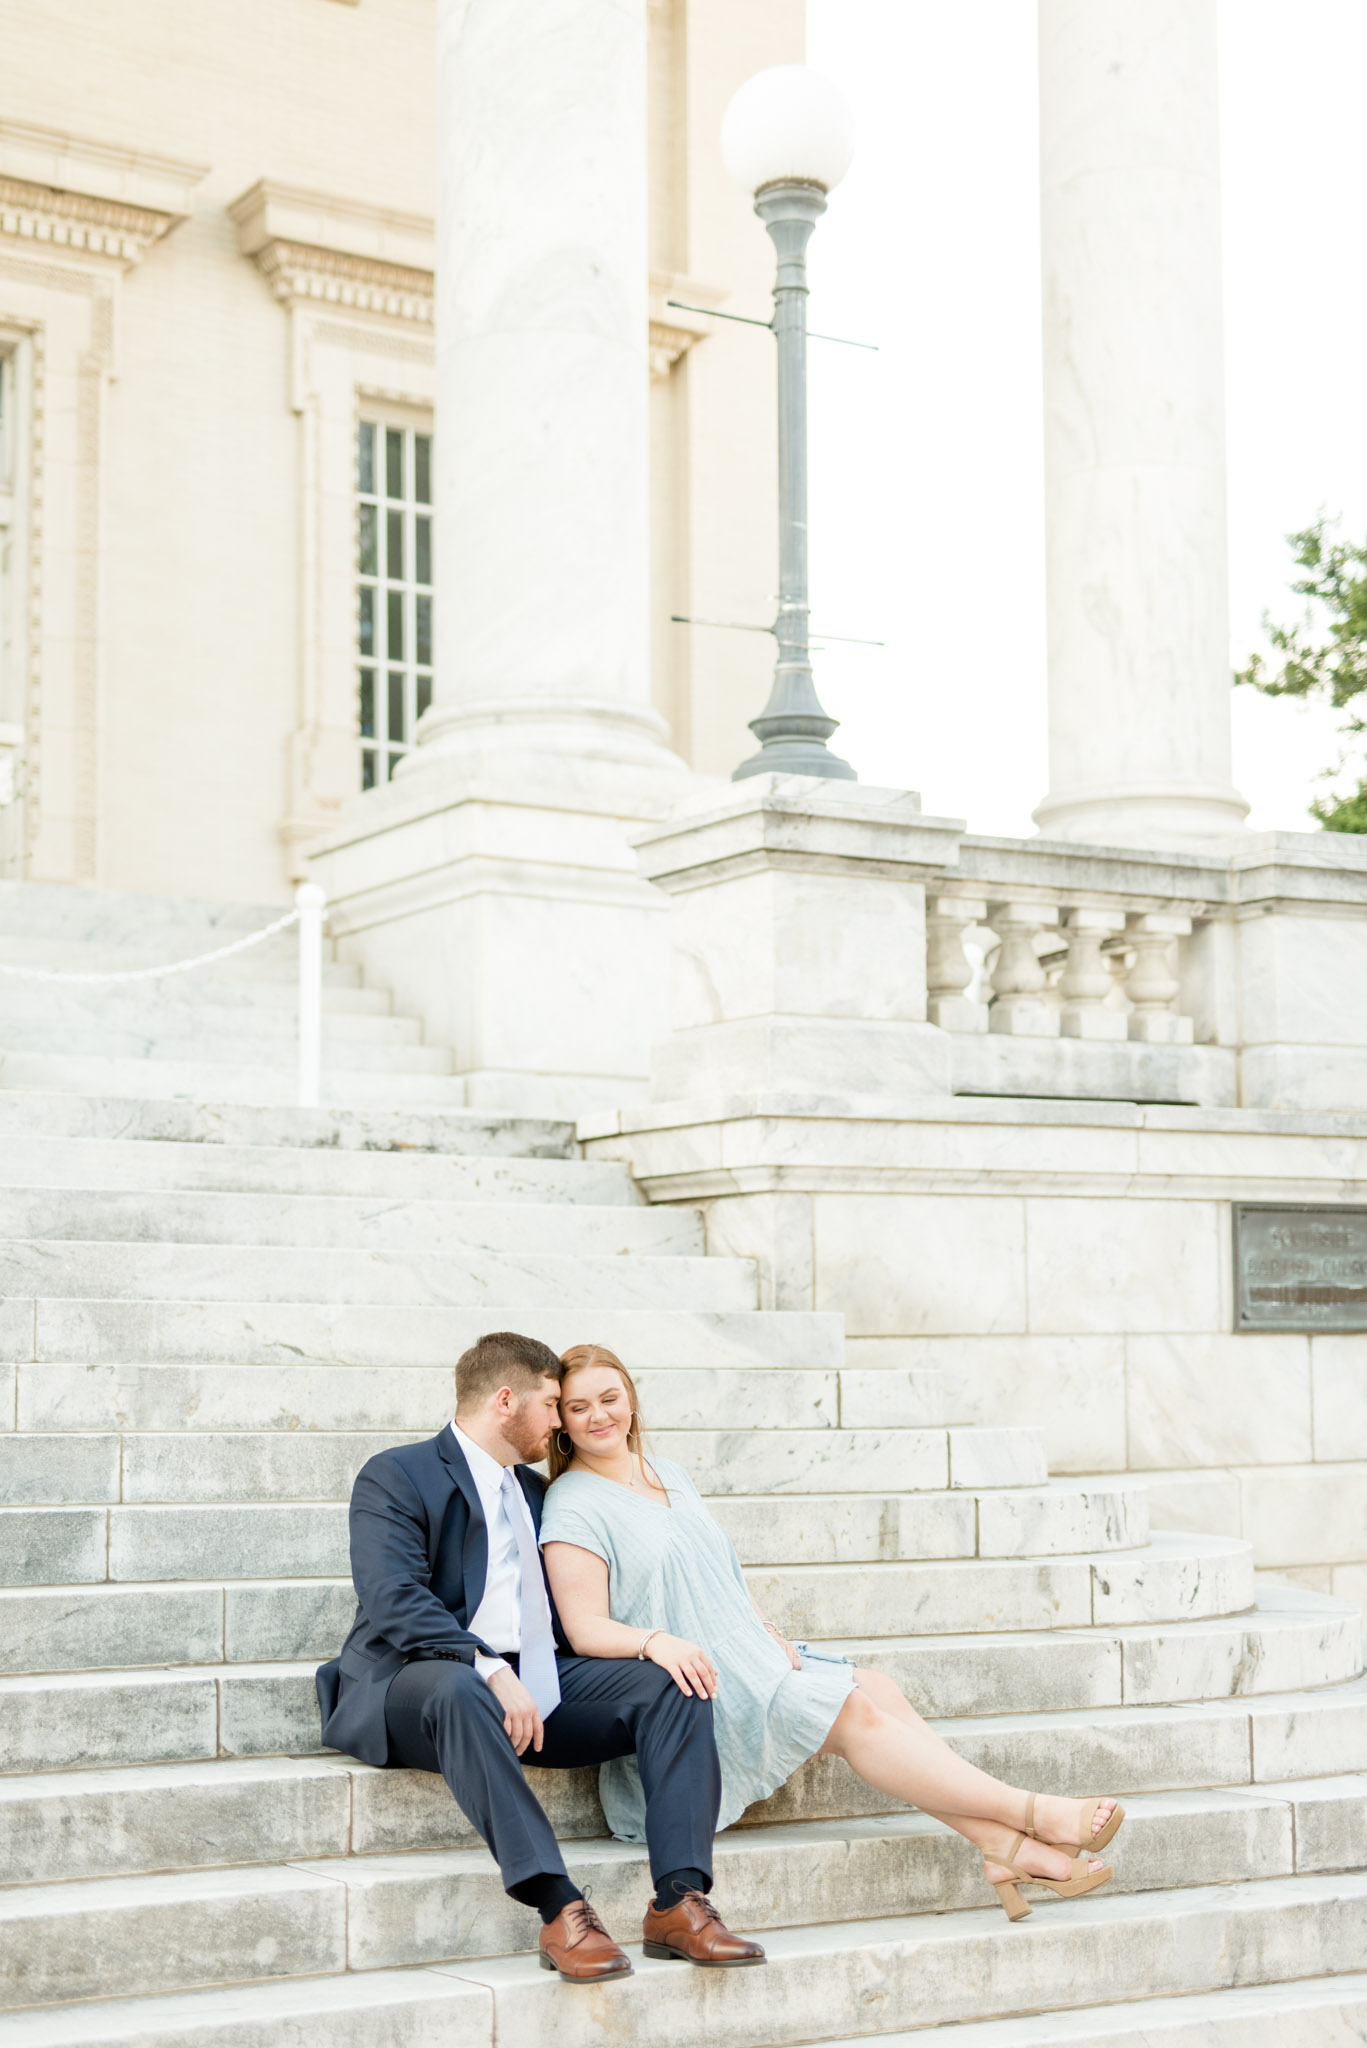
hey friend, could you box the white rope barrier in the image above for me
[0,884,330,1109]
[0,908,302,984]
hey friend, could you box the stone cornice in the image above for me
[0,120,204,264]
[230,179,435,323]
[648,270,726,380]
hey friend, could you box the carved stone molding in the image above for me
[648,270,726,381]
[0,120,204,268]
[230,180,435,325]
[0,178,183,267]
[251,239,434,323]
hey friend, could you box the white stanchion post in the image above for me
[295,882,326,1108]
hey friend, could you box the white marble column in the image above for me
[1032,0,1248,847]
[416,0,683,791]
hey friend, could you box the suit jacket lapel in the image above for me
[436,1425,488,1619]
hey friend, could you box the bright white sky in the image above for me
[802,0,1367,836]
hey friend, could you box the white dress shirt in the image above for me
[450,1421,534,1684]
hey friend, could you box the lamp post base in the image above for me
[734,733,857,780]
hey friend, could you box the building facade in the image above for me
[0,0,798,900]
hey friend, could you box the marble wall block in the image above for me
[218,1672,326,1760]
[0,1673,220,1776]
[846,1334,1127,1475]
[1237,1466,1367,1568]
[1279,1774,1367,1873]
[1139,1470,1245,1539]
[668,867,931,1030]
[700,1191,815,1314]
[224,1580,355,1664]
[1237,913,1367,1049]
[0,1584,224,1677]
[1333,1564,1367,1614]
[0,1300,33,1366]
[1024,1196,1223,1333]
[1126,1335,1312,1469]
[0,1434,120,1504]
[838,1368,946,1430]
[1312,1338,1367,1463]
[812,1193,1028,1338]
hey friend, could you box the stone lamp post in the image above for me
[720,65,858,783]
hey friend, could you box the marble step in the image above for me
[1,1599,1358,1772]
[0,1444,1141,1566]
[0,1419,1052,1504]
[9,1977,1367,2048]
[0,976,391,1019]
[0,1094,581,1159]
[0,1023,449,1071]
[2,1490,1159,1597]
[852,1980,1367,2048]
[0,1188,704,1254]
[9,1730,1367,1891]
[0,882,289,943]
[7,1360,942,1437]
[8,1300,846,1371]
[0,1138,630,1205]
[0,1969,489,2047]
[5,1763,1363,1926]
[381,1876,1367,2048]
[3,1852,1366,2026]
[0,1053,474,1107]
[0,1241,758,1310]
[0,986,413,1043]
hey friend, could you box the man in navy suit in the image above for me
[318,1329,762,1980]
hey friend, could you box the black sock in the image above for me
[653,1866,711,1912]
[509,1872,583,1925]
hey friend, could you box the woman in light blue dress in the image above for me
[540,1344,1125,1921]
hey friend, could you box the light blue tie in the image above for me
[500,1469,561,1720]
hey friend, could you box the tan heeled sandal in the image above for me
[985,1833,1114,1923]
[1020,1789,1126,1856]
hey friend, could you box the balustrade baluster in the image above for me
[927,896,988,1033]
[987,902,1060,1037]
[1060,907,1128,1039]
[1124,912,1195,1044]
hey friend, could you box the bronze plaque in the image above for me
[1234,1203,1367,1332]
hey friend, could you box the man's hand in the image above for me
[486,1665,545,1754]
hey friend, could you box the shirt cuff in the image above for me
[474,1653,510,1682]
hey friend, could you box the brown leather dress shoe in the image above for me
[538,1896,633,1981]
[642,1889,766,1967]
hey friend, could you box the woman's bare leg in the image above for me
[829,1670,1112,1884]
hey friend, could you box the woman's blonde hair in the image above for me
[548,1343,647,1481]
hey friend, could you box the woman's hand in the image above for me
[644,1632,719,1698]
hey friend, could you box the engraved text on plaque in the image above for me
[1234,1203,1367,1333]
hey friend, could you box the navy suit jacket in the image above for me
[316,1427,569,1767]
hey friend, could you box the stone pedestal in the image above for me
[635,776,964,1102]
[310,0,698,1110]
[1033,0,1248,848]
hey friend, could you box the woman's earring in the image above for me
[556,1429,573,1456]
[627,1413,639,1444]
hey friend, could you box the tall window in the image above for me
[357,419,433,787]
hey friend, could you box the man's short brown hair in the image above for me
[455,1330,563,1409]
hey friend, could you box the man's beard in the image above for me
[504,1399,554,1464]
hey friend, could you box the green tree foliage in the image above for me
[1236,518,1367,832]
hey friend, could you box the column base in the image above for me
[1032,781,1250,849]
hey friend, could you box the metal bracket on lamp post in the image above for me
[733,178,856,783]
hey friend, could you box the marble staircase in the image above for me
[1,882,1366,2044]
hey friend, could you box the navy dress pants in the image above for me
[384,1654,721,1893]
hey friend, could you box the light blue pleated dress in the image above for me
[539,1454,855,1840]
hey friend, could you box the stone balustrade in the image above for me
[927,893,1196,1048]
[634,785,1367,1116]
